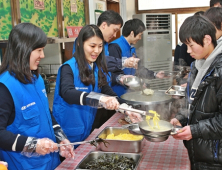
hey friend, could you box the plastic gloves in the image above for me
[123,56,140,69]
[99,96,119,110]
[54,128,75,159]
[21,137,58,157]
[118,103,143,123]
[54,128,68,144]
[125,111,143,123]
[21,137,75,159]
[86,92,119,110]
[59,139,75,159]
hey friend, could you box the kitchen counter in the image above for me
[55,112,190,170]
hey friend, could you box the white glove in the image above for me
[59,139,75,159]
[99,96,119,110]
[125,111,143,123]
[21,137,58,157]
[118,103,143,123]
[35,138,58,156]
[123,56,140,69]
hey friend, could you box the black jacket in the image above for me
[176,54,222,170]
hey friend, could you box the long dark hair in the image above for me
[74,25,109,87]
[0,23,47,84]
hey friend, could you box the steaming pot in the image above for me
[120,90,172,121]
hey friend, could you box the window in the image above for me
[138,0,209,10]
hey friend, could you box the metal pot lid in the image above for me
[120,90,172,105]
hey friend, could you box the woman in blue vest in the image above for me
[0,23,74,170]
[53,25,142,144]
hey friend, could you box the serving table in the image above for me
[55,112,190,170]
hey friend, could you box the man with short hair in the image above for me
[171,15,222,169]
[109,19,164,96]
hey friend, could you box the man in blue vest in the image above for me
[109,19,164,97]
[72,10,140,74]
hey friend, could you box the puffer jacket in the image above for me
[176,54,222,170]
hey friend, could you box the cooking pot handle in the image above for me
[130,104,142,109]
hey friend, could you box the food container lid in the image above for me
[120,90,172,105]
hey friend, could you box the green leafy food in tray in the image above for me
[85,153,136,170]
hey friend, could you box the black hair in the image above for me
[122,18,145,37]
[210,0,222,7]
[194,11,204,16]
[205,7,222,31]
[97,10,123,27]
[74,25,109,88]
[179,15,217,48]
[0,23,47,84]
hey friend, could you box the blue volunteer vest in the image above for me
[0,71,60,170]
[110,36,136,97]
[104,42,109,56]
[53,57,101,143]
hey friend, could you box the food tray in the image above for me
[75,151,142,170]
[165,85,185,97]
[97,126,144,153]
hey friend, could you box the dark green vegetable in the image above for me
[85,153,136,170]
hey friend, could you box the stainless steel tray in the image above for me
[75,151,142,170]
[165,85,185,97]
[97,126,144,153]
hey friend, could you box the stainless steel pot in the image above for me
[125,121,181,142]
[139,119,173,136]
[120,91,172,121]
[143,134,169,142]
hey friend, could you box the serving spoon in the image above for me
[57,138,109,148]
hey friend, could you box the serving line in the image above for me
[55,112,190,170]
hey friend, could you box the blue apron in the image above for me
[110,36,136,96]
[53,57,101,143]
[0,71,60,170]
